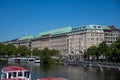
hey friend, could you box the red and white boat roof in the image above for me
[2,66,28,72]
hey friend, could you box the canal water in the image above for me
[0,60,120,80]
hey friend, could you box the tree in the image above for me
[0,43,5,56]
[32,48,40,56]
[84,46,98,60]
[50,49,60,56]
[97,41,109,59]
[4,44,17,57]
[40,48,51,64]
[16,45,31,57]
[39,48,60,64]
[109,38,120,62]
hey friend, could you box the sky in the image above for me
[0,0,120,42]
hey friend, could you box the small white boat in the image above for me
[1,66,31,80]
[34,58,40,63]
[37,77,67,80]
[28,58,35,62]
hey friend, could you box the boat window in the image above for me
[13,72,16,77]
[18,72,23,77]
[2,73,7,79]
[8,72,12,78]
[24,71,30,78]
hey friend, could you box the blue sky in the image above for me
[0,0,120,42]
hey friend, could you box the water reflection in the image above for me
[40,64,52,72]
[0,60,120,80]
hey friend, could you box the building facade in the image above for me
[104,25,120,46]
[68,25,105,55]
[2,25,120,56]
[50,34,69,55]
[31,36,51,50]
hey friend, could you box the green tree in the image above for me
[0,43,5,56]
[4,44,17,57]
[84,46,98,60]
[83,50,88,59]
[40,48,60,64]
[109,38,120,62]
[97,41,109,59]
[50,49,60,56]
[16,45,31,57]
[40,48,51,64]
[32,48,40,56]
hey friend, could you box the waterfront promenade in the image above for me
[62,60,120,70]
[1,57,120,70]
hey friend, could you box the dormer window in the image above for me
[93,26,96,28]
[98,26,101,28]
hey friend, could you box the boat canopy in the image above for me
[1,66,31,80]
[2,66,28,72]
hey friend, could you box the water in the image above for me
[0,60,120,80]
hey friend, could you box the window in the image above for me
[8,73,12,78]
[91,33,94,36]
[2,73,7,79]
[87,38,90,41]
[98,26,101,28]
[24,71,30,78]
[93,26,96,28]
[13,72,16,77]
[96,38,99,41]
[91,38,94,40]
[18,72,22,77]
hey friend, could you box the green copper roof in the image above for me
[36,26,72,38]
[18,35,33,41]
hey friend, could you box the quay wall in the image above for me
[62,60,120,70]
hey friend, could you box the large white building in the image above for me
[3,24,120,56]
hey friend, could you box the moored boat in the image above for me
[1,66,31,80]
[37,77,67,80]
[8,57,35,63]
[1,66,66,80]
[34,58,40,63]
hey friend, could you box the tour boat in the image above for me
[37,77,67,80]
[1,66,31,80]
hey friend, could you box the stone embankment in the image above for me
[62,60,120,70]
